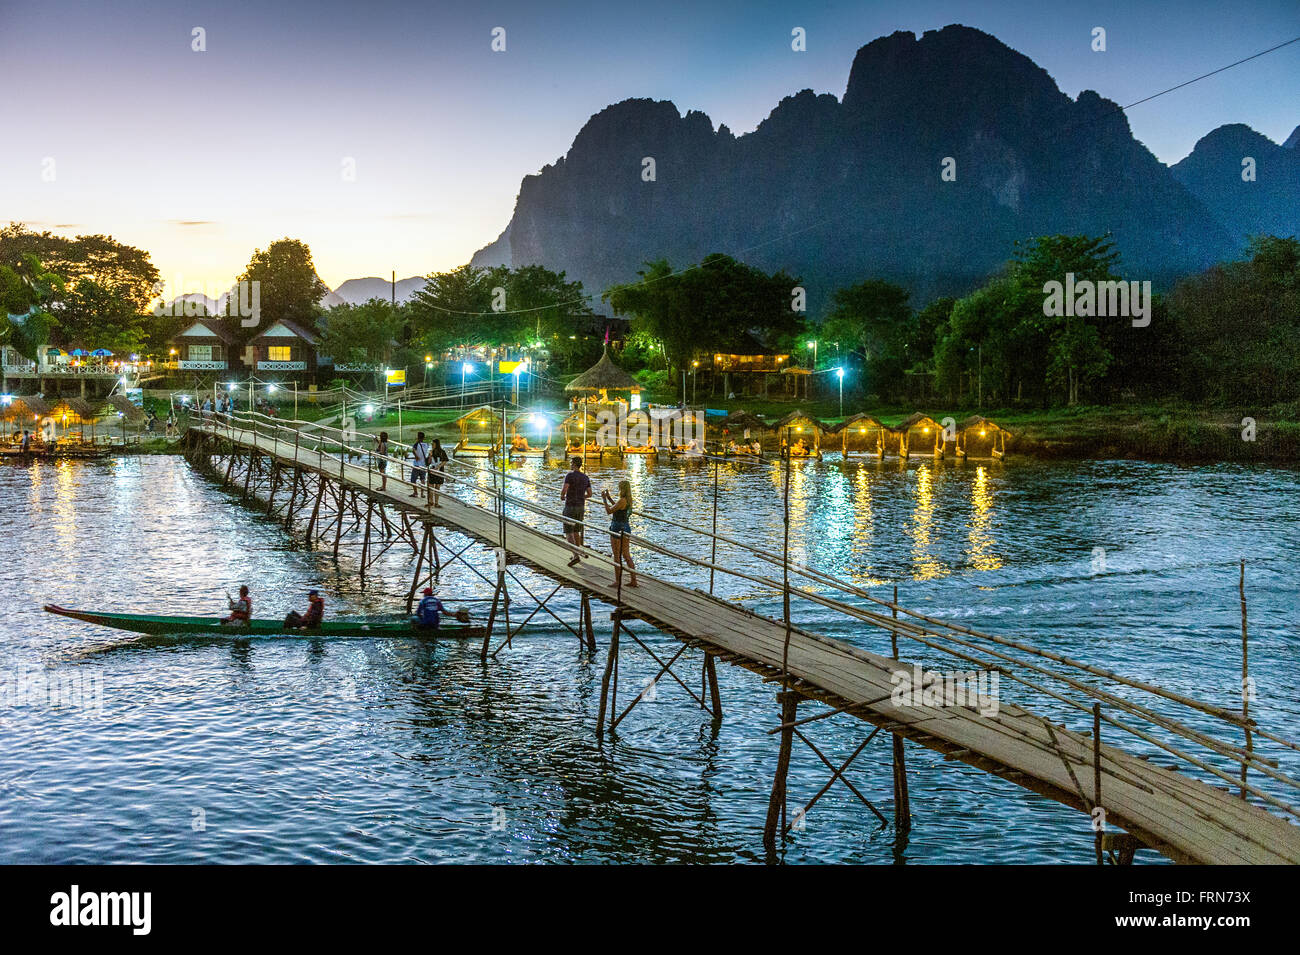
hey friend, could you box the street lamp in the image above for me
[807,339,818,368]
[836,367,845,417]
[461,361,473,407]
[691,359,699,405]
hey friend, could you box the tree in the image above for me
[604,254,803,387]
[235,238,329,341]
[409,264,503,350]
[0,223,159,314]
[821,279,912,398]
[319,299,406,369]
[55,278,146,353]
[0,254,63,361]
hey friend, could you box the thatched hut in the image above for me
[718,410,769,456]
[956,415,1011,459]
[621,408,658,453]
[834,413,889,458]
[561,408,614,458]
[453,405,504,457]
[50,397,103,444]
[564,346,641,413]
[507,411,554,459]
[774,411,827,459]
[895,412,945,459]
[106,395,145,423]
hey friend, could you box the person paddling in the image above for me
[413,587,444,630]
[222,585,252,626]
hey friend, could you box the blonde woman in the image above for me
[601,479,638,589]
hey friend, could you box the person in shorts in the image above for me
[560,456,592,567]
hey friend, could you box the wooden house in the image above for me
[896,412,946,459]
[247,319,320,375]
[169,318,238,371]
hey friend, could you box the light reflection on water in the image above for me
[0,453,1297,864]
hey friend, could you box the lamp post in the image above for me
[836,367,845,418]
[807,339,818,369]
[692,359,699,405]
[424,355,432,390]
[462,362,473,408]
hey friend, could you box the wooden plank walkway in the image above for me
[192,421,1300,864]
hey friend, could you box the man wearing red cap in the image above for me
[414,587,444,630]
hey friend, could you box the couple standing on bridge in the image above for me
[561,457,638,589]
[371,431,450,507]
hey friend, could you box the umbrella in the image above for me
[92,348,113,357]
[70,348,88,356]
[46,347,63,356]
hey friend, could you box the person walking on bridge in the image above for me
[409,432,430,497]
[426,438,449,509]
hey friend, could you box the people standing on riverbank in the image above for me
[427,438,449,508]
[601,479,638,589]
[561,456,592,567]
[374,431,390,491]
[409,432,430,497]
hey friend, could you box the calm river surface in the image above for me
[1,452,1296,863]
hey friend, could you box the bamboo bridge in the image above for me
[183,411,1300,864]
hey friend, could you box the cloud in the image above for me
[168,220,218,228]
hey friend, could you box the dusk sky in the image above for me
[2,0,1296,298]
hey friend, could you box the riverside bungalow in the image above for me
[452,405,504,458]
[834,413,889,458]
[247,319,320,376]
[774,411,827,459]
[170,318,238,371]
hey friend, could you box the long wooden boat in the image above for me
[44,604,486,639]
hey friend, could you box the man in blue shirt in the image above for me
[414,587,444,630]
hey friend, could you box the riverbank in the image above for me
[73,404,1296,465]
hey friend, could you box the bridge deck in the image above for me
[195,422,1300,864]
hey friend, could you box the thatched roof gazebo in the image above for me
[565,347,641,409]
[453,405,504,458]
[561,408,613,458]
[106,395,145,423]
[891,412,944,459]
[833,412,889,458]
[956,415,1011,459]
[773,411,827,459]
[507,411,554,459]
[716,410,770,455]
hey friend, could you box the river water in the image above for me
[0,452,1296,863]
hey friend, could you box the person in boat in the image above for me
[222,585,252,626]
[413,587,444,630]
[511,433,529,453]
[284,590,324,630]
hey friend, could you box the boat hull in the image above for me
[44,605,485,639]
